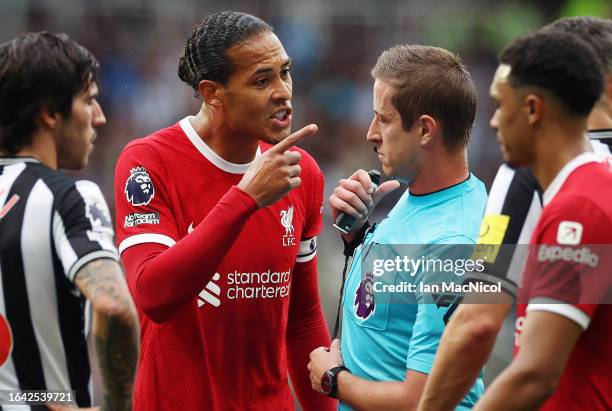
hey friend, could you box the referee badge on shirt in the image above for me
[125,166,155,206]
[354,272,376,320]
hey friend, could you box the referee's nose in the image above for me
[367,115,381,144]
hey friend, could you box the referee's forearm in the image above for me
[418,304,501,411]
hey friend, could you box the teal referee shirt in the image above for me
[340,174,487,410]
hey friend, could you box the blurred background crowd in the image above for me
[1,0,610,391]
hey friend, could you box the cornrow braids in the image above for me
[178,11,272,96]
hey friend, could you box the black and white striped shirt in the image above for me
[467,130,612,296]
[0,157,118,409]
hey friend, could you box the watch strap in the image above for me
[326,365,349,398]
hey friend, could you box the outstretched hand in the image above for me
[238,124,318,207]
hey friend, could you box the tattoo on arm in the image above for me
[75,259,140,411]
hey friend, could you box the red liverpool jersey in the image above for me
[516,153,612,411]
[114,118,330,410]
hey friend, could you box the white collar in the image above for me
[588,129,612,140]
[179,117,261,174]
[542,152,600,206]
[0,157,40,165]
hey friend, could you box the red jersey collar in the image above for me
[543,151,600,206]
[179,117,261,174]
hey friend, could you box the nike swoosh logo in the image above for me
[188,222,194,234]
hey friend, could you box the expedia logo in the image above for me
[556,221,582,245]
[125,166,155,206]
[537,245,599,268]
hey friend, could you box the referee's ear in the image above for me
[199,79,223,108]
[417,114,438,147]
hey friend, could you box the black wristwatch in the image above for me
[320,365,349,398]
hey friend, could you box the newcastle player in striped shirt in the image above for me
[0,32,138,410]
[418,17,612,411]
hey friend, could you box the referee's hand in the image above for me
[329,169,400,243]
[238,124,318,207]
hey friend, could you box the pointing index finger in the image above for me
[270,124,318,153]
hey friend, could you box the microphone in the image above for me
[333,170,381,234]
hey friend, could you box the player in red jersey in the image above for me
[473,31,612,410]
[418,16,612,411]
[114,11,335,411]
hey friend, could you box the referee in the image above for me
[0,32,138,410]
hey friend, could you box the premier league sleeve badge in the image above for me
[125,166,155,206]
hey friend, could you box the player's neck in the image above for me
[587,106,612,130]
[189,111,259,164]
[409,149,469,195]
[532,123,591,192]
[15,131,58,170]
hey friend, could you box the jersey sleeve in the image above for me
[405,302,446,374]
[114,143,180,254]
[296,151,324,264]
[406,236,473,373]
[524,198,611,330]
[466,165,542,298]
[52,180,119,282]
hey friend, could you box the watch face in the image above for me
[321,371,333,394]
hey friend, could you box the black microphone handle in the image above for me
[333,170,380,234]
